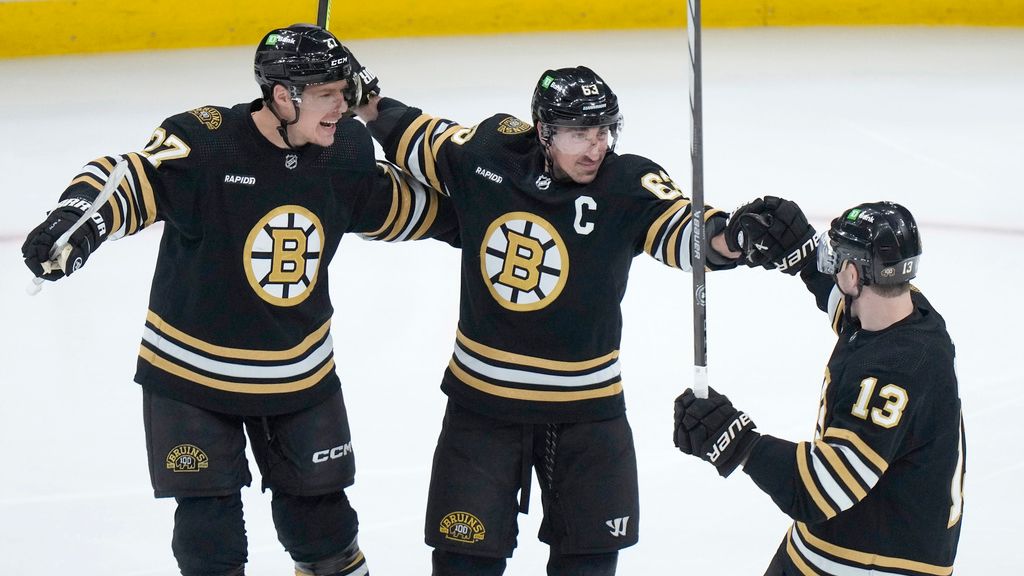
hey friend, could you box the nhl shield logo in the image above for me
[285,154,298,170]
[481,212,568,312]
[535,174,551,190]
[244,205,323,307]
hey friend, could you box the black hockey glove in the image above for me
[674,387,760,478]
[727,196,816,274]
[22,199,103,280]
[343,51,380,109]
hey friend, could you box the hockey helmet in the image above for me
[532,66,621,128]
[817,201,922,285]
[254,24,360,105]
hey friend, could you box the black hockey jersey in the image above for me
[368,98,733,423]
[743,279,965,575]
[55,101,457,416]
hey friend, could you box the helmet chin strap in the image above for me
[266,95,302,150]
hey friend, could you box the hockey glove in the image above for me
[730,196,816,274]
[22,198,103,280]
[674,387,760,478]
[343,51,380,109]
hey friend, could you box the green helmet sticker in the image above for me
[266,34,281,46]
[846,208,862,221]
[541,76,555,89]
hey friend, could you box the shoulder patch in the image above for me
[188,107,223,131]
[496,116,532,135]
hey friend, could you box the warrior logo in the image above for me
[439,511,486,544]
[188,107,223,131]
[481,212,568,312]
[244,205,323,307]
[285,154,298,170]
[166,444,209,473]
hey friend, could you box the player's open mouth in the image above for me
[320,121,337,128]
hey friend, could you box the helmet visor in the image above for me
[548,120,621,155]
[293,80,358,113]
[816,233,840,276]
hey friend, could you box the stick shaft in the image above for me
[688,0,709,399]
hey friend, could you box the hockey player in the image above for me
[351,66,796,575]
[673,201,965,575]
[21,24,457,576]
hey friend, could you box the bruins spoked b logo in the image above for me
[481,212,568,311]
[245,205,323,307]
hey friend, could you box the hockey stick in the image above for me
[687,0,709,399]
[316,0,332,29]
[27,159,128,296]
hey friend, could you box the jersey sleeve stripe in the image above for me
[809,447,856,511]
[106,193,124,240]
[431,124,462,159]
[795,522,954,575]
[396,114,432,174]
[393,177,428,241]
[831,443,880,489]
[824,427,889,473]
[128,153,158,228]
[643,200,688,257]
[381,172,413,242]
[364,163,401,238]
[410,182,440,240]
[797,441,838,519]
[69,174,104,193]
[815,440,869,501]
[421,117,443,191]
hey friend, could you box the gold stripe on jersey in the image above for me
[382,172,413,242]
[665,216,684,268]
[146,310,331,361]
[396,114,432,174]
[411,182,439,240]
[823,427,888,473]
[365,164,401,238]
[784,526,821,576]
[432,124,462,164]
[793,522,953,576]
[448,360,622,402]
[815,440,868,501]
[643,200,689,258]
[140,345,336,394]
[797,442,838,519]
[127,152,158,228]
[69,174,103,193]
[456,330,619,371]
[106,193,123,240]
[421,117,443,191]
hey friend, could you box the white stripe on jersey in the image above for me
[395,177,428,242]
[453,342,621,388]
[811,449,855,511]
[791,525,904,576]
[142,327,334,379]
[834,443,880,488]
[407,133,427,185]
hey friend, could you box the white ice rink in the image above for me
[1,27,1021,574]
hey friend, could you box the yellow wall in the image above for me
[2,0,1022,58]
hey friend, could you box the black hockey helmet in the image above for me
[254,24,357,102]
[532,66,622,128]
[817,201,922,285]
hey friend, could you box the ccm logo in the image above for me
[312,442,352,463]
[706,414,751,462]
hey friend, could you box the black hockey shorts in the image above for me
[424,400,639,558]
[143,387,356,498]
